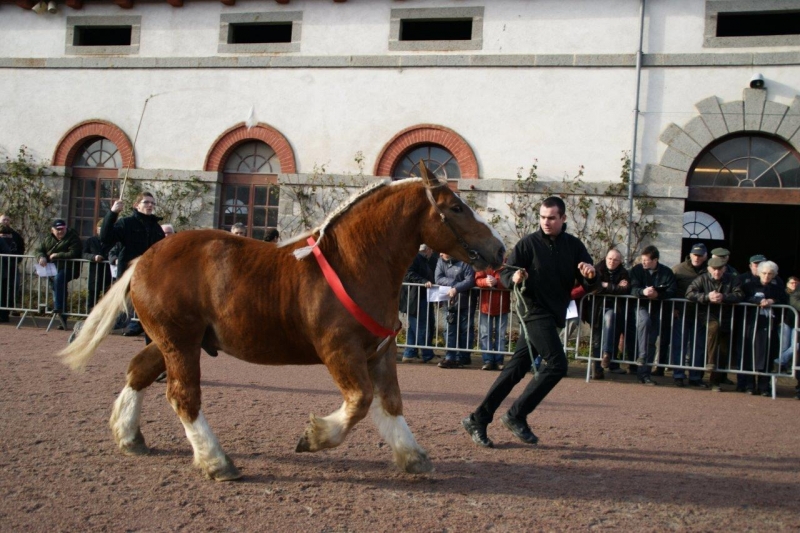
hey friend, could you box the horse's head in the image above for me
[418,163,505,270]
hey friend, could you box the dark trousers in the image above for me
[472,316,568,425]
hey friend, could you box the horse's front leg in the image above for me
[296,347,373,453]
[368,341,433,474]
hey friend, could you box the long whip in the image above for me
[119,95,153,201]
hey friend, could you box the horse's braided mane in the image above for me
[291,178,422,260]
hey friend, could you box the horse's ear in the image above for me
[418,160,444,187]
[419,160,432,186]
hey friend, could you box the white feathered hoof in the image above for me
[396,448,434,474]
[118,429,149,456]
[203,454,242,482]
[295,413,330,453]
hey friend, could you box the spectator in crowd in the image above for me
[435,252,475,368]
[784,277,800,400]
[231,223,246,237]
[108,243,123,282]
[0,214,25,323]
[777,276,799,374]
[462,196,597,449]
[36,219,81,330]
[685,256,744,392]
[671,243,709,388]
[263,228,280,243]
[400,244,436,364]
[161,224,175,237]
[740,260,787,395]
[630,245,677,385]
[590,248,630,379]
[475,265,510,371]
[101,192,166,339]
[711,248,738,277]
[82,221,114,313]
[0,236,13,322]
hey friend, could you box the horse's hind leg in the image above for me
[164,345,241,482]
[296,350,373,453]
[109,342,166,456]
[368,348,433,474]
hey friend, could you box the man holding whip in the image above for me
[462,196,598,448]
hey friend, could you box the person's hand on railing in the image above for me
[709,290,724,304]
[643,286,659,299]
[759,298,774,308]
[618,279,629,288]
[93,255,104,263]
[38,257,47,267]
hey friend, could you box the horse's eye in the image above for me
[451,204,463,214]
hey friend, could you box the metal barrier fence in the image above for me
[2,257,798,395]
[0,254,115,331]
[397,283,799,397]
[575,293,799,398]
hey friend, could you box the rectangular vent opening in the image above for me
[229,22,293,44]
[717,11,800,37]
[74,26,132,46]
[400,19,472,41]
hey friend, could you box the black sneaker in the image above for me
[500,414,539,445]
[639,377,657,386]
[674,378,685,388]
[461,417,493,448]
[688,380,709,389]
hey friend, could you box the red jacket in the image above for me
[475,267,511,316]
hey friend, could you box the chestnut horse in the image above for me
[60,167,505,481]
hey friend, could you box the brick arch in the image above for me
[53,120,135,168]
[373,124,479,179]
[205,123,296,173]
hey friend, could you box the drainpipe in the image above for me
[626,0,646,266]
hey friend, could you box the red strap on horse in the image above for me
[307,237,400,339]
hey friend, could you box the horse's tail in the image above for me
[59,260,138,371]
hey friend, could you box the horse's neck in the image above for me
[328,185,425,291]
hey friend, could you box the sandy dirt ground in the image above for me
[1,323,800,532]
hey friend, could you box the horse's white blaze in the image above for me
[178,410,227,469]
[467,204,504,244]
[110,385,143,445]
[370,396,421,456]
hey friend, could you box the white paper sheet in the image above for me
[35,263,57,278]
[566,300,578,320]
[426,286,452,303]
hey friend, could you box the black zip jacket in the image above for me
[101,210,165,275]
[629,262,678,314]
[499,229,596,328]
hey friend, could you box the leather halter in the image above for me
[424,184,483,264]
[307,236,400,339]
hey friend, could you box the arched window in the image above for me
[70,138,122,238]
[689,134,800,188]
[391,144,461,181]
[220,141,280,240]
[683,211,725,240]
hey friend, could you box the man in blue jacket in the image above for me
[435,252,475,368]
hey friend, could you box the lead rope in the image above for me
[504,265,540,379]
